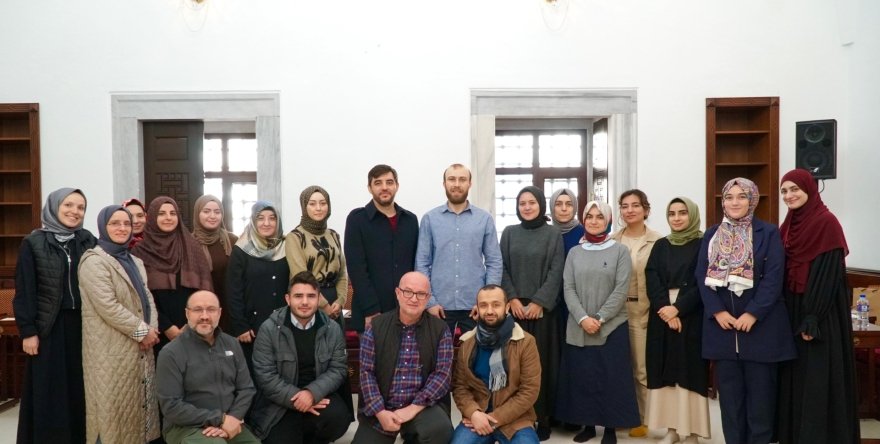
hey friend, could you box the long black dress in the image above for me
[644,238,708,396]
[776,248,859,444]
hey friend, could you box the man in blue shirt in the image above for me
[416,163,503,333]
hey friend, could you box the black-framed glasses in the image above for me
[398,288,430,301]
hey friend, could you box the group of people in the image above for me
[12,161,858,444]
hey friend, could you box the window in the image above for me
[203,134,258,234]
[494,122,608,234]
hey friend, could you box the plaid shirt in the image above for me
[359,321,453,435]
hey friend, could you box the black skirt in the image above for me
[555,322,640,428]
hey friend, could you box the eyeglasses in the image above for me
[107,221,132,228]
[398,288,431,301]
[186,306,220,315]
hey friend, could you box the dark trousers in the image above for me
[263,393,350,444]
[352,404,453,444]
[715,359,778,444]
[443,310,476,334]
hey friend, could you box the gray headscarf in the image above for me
[549,188,579,234]
[41,187,86,242]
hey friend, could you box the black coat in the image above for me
[645,237,708,395]
[226,246,290,337]
[343,201,419,331]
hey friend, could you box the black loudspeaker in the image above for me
[795,119,837,179]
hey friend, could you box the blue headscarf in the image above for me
[97,205,151,322]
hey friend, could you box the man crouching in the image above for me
[451,284,541,443]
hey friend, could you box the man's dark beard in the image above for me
[479,314,504,328]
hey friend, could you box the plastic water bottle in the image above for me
[857,294,870,330]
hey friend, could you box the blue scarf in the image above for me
[475,314,515,392]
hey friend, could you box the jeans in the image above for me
[450,423,540,444]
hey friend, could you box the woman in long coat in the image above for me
[500,186,565,440]
[609,189,662,438]
[696,177,795,444]
[644,197,709,444]
[192,195,238,330]
[79,205,161,444]
[776,169,859,444]
[14,188,97,444]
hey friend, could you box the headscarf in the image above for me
[298,186,330,235]
[705,177,759,296]
[779,169,848,293]
[235,201,286,261]
[122,198,146,249]
[666,197,703,246]
[96,205,151,322]
[474,314,515,392]
[515,186,548,230]
[41,187,86,242]
[131,196,213,291]
[580,200,615,249]
[550,188,580,234]
[192,195,234,269]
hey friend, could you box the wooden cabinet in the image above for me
[0,104,41,280]
[705,97,779,226]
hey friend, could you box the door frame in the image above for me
[110,92,281,205]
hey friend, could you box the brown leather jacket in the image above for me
[452,322,540,439]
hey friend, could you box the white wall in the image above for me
[0,0,877,268]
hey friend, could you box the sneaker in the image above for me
[573,426,596,443]
[628,424,648,437]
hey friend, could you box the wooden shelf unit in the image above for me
[0,104,41,280]
[706,97,779,226]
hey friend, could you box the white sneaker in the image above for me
[658,429,680,444]
[681,435,699,444]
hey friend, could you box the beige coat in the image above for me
[79,247,160,444]
[612,227,663,329]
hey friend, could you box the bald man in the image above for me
[156,291,259,444]
[353,272,454,443]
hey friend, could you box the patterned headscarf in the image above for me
[41,187,86,242]
[705,178,759,296]
[549,188,580,234]
[235,201,286,261]
[192,195,234,269]
[666,197,703,246]
[581,200,615,248]
[298,186,331,235]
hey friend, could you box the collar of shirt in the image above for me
[290,312,316,330]
[442,201,472,214]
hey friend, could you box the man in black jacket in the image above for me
[250,271,352,444]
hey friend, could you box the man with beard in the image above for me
[353,271,454,443]
[156,291,259,443]
[344,164,420,333]
[451,284,541,444]
[249,271,353,444]
[416,163,503,332]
